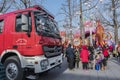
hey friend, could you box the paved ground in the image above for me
[38,57,120,80]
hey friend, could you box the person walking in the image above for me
[102,45,109,69]
[88,45,94,69]
[116,41,120,61]
[80,45,89,70]
[95,50,104,70]
[88,52,94,69]
[74,48,80,69]
[66,44,75,70]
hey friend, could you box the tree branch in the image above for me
[0,0,6,12]
[82,0,99,12]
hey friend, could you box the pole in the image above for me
[90,28,93,46]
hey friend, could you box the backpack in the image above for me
[95,63,100,70]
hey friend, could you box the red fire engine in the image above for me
[0,5,62,80]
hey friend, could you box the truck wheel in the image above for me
[4,56,24,80]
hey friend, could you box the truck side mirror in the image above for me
[21,14,31,37]
[21,14,29,31]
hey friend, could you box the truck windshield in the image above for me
[34,12,60,38]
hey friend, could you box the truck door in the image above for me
[20,12,35,56]
[0,19,4,54]
[13,12,35,55]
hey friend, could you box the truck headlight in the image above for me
[40,59,49,70]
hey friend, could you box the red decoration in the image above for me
[60,31,66,36]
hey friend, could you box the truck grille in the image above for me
[43,46,62,58]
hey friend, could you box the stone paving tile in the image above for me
[39,57,120,80]
[106,58,120,80]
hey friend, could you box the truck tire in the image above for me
[4,56,24,80]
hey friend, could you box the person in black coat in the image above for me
[66,44,75,70]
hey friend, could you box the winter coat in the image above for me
[103,48,109,57]
[74,49,80,62]
[109,45,113,52]
[95,53,104,64]
[80,45,89,62]
[88,53,94,61]
[66,45,75,59]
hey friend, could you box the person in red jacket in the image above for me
[102,45,109,69]
[109,45,113,53]
[80,45,89,70]
[103,45,109,60]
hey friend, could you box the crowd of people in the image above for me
[64,42,120,71]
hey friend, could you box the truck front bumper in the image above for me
[21,54,63,73]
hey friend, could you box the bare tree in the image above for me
[97,0,120,43]
[79,0,102,44]
[60,0,100,44]
[12,0,46,9]
[60,0,77,43]
[0,0,13,13]
[0,0,46,13]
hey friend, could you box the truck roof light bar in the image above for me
[33,5,54,19]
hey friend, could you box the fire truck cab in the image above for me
[0,5,62,80]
